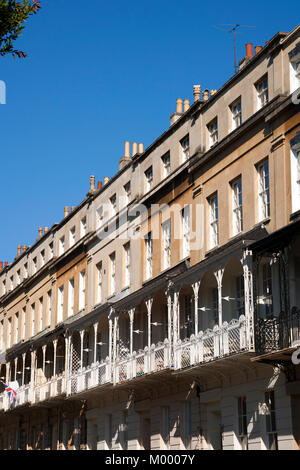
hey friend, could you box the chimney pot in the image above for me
[38,227,43,238]
[4,262,8,268]
[90,175,95,192]
[64,207,69,218]
[183,99,190,112]
[132,142,138,156]
[44,227,49,234]
[202,89,209,101]
[245,43,253,57]
[255,45,262,55]
[0,262,3,271]
[22,245,27,253]
[176,98,183,114]
[193,85,201,102]
[104,177,110,185]
[125,141,130,158]
[139,143,144,154]
[17,245,22,256]
[97,181,103,191]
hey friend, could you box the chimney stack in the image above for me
[211,89,217,96]
[255,45,263,55]
[38,227,43,238]
[4,262,8,268]
[22,245,27,253]
[246,43,253,57]
[170,98,184,126]
[193,85,201,102]
[104,177,110,185]
[97,181,103,191]
[44,227,49,234]
[119,141,132,171]
[90,175,95,192]
[183,100,190,112]
[17,245,22,256]
[139,143,144,154]
[64,207,69,218]
[0,262,3,271]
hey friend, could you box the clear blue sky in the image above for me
[0,0,298,263]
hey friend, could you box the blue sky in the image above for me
[0,0,298,263]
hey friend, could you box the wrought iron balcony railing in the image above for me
[255,309,300,354]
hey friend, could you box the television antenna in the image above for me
[213,24,256,73]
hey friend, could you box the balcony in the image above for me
[255,310,300,355]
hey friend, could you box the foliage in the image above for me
[0,0,41,58]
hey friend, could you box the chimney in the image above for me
[97,181,103,191]
[104,177,110,185]
[193,85,201,102]
[38,227,43,238]
[44,227,49,234]
[139,143,144,154]
[246,43,253,57]
[132,142,138,156]
[0,262,3,271]
[210,89,217,96]
[71,207,76,212]
[17,245,22,256]
[22,245,27,253]
[119,141,132,171]
[170,98,183,126]
[202,89,209,101]
[183,100,190,112]
[4,262,8,268]
[255,45,262,55]
[64,207,69,218]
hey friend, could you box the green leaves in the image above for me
[0,0,41,58]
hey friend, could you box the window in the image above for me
[124,182,131,205]
[8,318,12,348]
[124,243,130,287]
[15,313,19,344]
[235,276,245,318]
[232,177,243,235]
[110,194,117,217]
[256,76,268,110]
[237,397,248,450]
[145,166,153,192]
[145,233,153,280]
[2,280,6,296]
[80,217,87,238]
[33,257,37,274]
[260,262,273,318]
[79,271,86,311]
[181,135,190,162]
[265,390,278,450]
[109,254,116,296]
[184,402,192,449]
[162,220,171,269]
[289,46,300,93]
[290,143,300,213]
[59,237,65,256]
[47,291,52,327]
[68,279,75,317]
[181,206,190,258]
[57,286,64,323]
[49,243,54,259]
[22,307,26,340]
[257,160,270,220]
[31,303,35,336]
[162,152,171,178]
[69,227,76,248]
[40,250,45,267]
[162,407,170,450]
[208,118,218,148]
[231,99,242,130]
[39,297,43,332]
[96,263,102,304]
[209,194,218,249]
